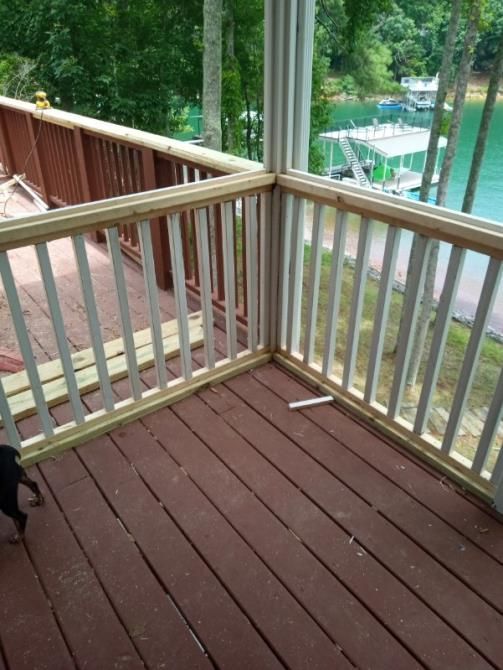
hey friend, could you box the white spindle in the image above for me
[0,251,54,436]
[167,213,192,380]
[72,234,115,411]
[472,365,503,475]
[287,197,304,354]
[388,235,432,419]
[322,209,348,377]
[105,227,142,400]
[441,258,502,455]
[491,437,503,489]
[342,217,373,390]
[195,208,216,369]
[414,246,465,435]
[259,192,271,348]
[364,225,401,403]
[138,220,168,389]
[36,242,85,423]
[245,196,259,352]
[269,187,282,350]
[0,377,21,448]
[221,201,238,360]
[303,203,324,364]
[279,192,293,349]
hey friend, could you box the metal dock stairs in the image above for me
[339,137,370,187]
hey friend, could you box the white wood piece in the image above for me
[494,474,503,514]
[0,378,21,448]
[342,217,373,390]
[293,0,316,170]
[364,225,401,403]
[268,187,282,350]
[72,235,115,411]
[278,192,293,349]
[287,196,304,354]
[387,235,432,419]
[322,209,348,377]
[414,246,466,435]
[0,251,54,437]
[473,365,503,475]
[105,227,142,400]
[441,258,502,455]
[167,213,192,380]
[36,242,85,423]
[221,202,238,360]
[245,196,259,352]
[491,429,503,489]
[138,220,168,388]
[195,208,216,369]
[259,191,272,348]
[303,203,324,364]
[289,395,333,410]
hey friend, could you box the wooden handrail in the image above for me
[0,171,275,251]
[280,171,503,259]
[0,96,260,175]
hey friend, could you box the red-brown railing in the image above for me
[0,96,260,297]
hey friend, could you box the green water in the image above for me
[328,99,503,222]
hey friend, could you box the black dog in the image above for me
[0,444,44,543]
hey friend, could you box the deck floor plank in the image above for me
[258,365,503,564]
[241,366,503,613]
[39,451,212,670]
[21,472,144,670]
[144,403,420,670]
[1,363,503,670]
[78,429,285,670]
[0,532,76,670]
[197,384,495,669]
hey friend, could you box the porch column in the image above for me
[263,0,316,350]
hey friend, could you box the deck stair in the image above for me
[339,137,370,187]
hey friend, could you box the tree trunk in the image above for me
[406,0,481,388]
[203,0,222,151]
[395,0,462,365]
[419,0,463,202]
[462,30,503,213]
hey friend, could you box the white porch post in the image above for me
[264,0,316,349]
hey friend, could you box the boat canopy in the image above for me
[360,130,447,157]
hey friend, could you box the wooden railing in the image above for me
[0,96,260,291]
[2,95,503,511]
[275,170,503,511]
[0,171,274,463]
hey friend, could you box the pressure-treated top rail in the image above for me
[0,96,259,175]
[0,171,274,251]
[279,171,503,259]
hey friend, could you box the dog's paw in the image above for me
[29,494,44,507]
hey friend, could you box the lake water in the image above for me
[324,100,503,333]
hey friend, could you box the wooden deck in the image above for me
[1,209,503,669]
[1,359,503,670]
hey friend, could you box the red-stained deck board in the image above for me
[143,405,419,670]
[18,475,144,670]
[0,537,75,670]
[237,366,503,613]
[201,379,502,668]
[127,418,350,670]
[196,385,495,670]
[255,365,503,564]
[77,429,284,670]
[39,451,211,670]
[2,363,503,670]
